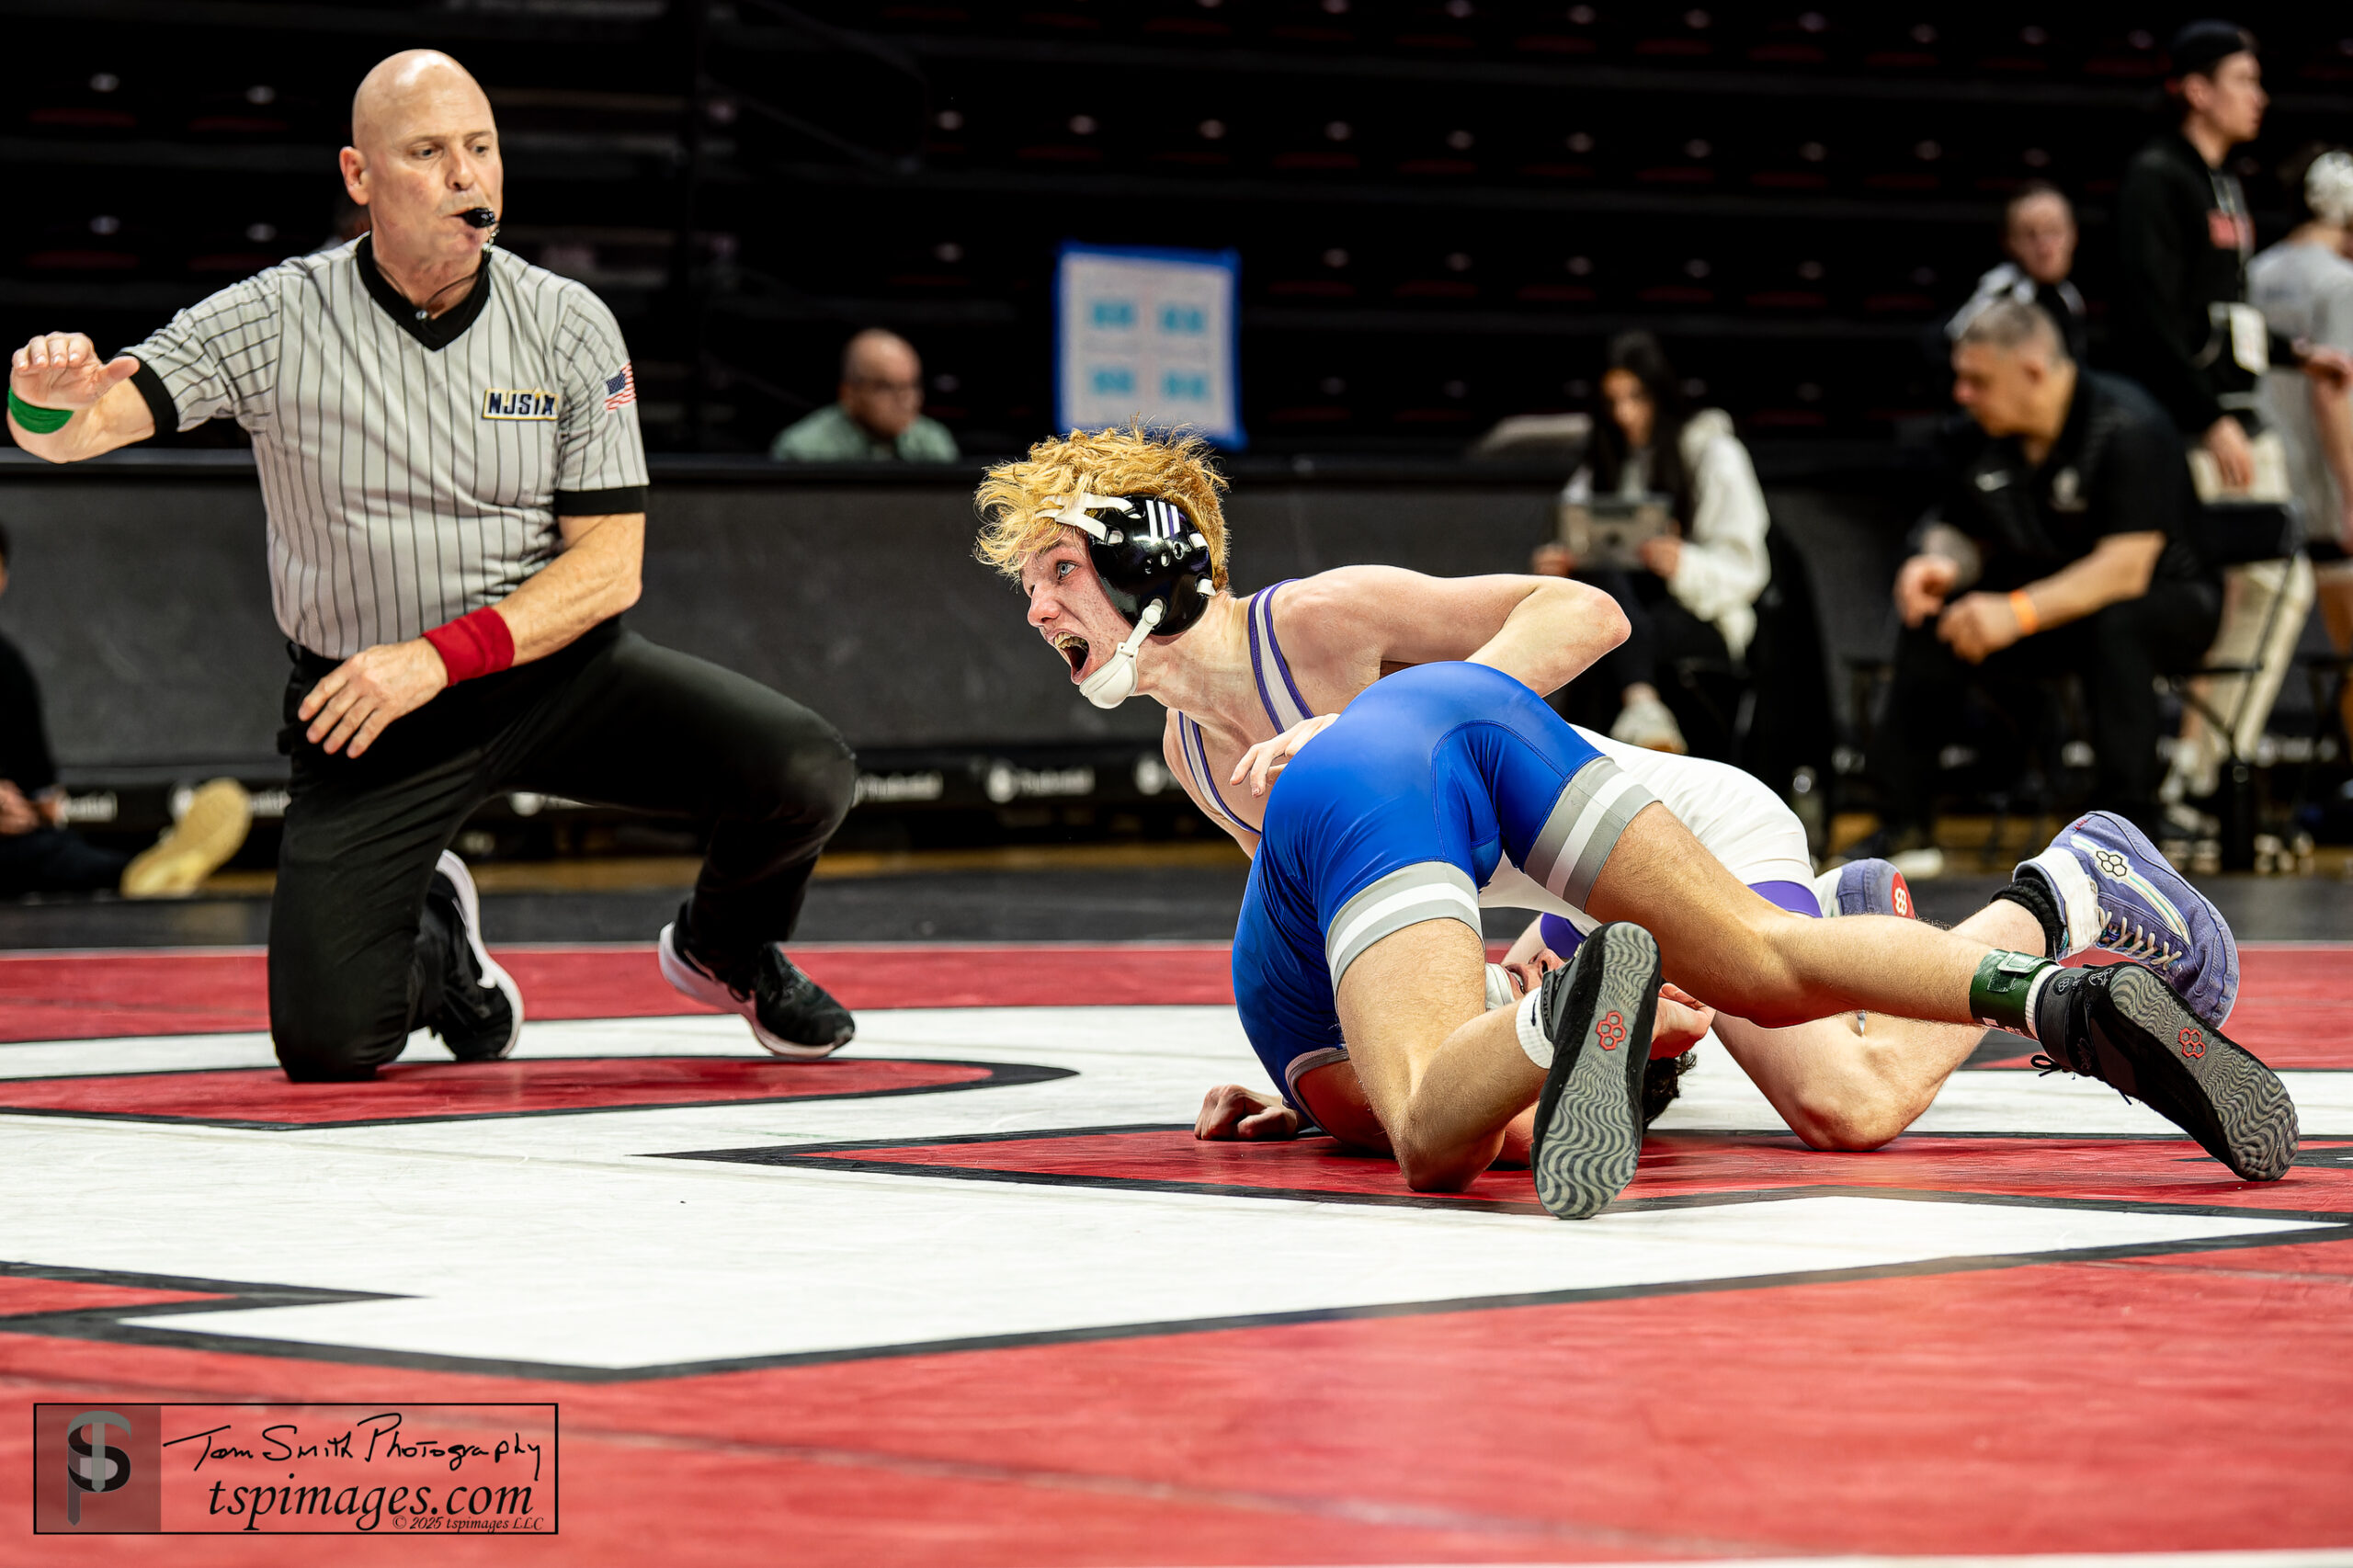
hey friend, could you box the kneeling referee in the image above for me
[6,50,856,1078]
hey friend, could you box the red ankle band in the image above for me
[422,606,516,684]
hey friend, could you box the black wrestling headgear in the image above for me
[1046,490,1215,707]
[1051,491,1213,634]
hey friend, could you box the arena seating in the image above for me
[7,2,2351,454]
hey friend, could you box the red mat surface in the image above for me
[0,943,1238,1043]
[1,943,2347,1064]
[804,1127,2353,1212]
[0,1056,998,1127]
[3,942,2346,1562]
[6,1207,2348,1564]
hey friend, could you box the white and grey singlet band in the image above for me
[1521,756,1661,908]
[1324,862,1483,992]
[1285,1044,1350,1101]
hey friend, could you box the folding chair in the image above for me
[2167,496,2307,869]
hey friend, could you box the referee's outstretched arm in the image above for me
[10,328,645,759]
[6,334,154,461]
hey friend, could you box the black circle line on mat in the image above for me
[0,1058,1075,1131]
[661,1129,2353,1227]
[2,1206,2346,1386]
[659,1126,2353,1221]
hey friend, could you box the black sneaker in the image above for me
[658,908,855,1059]
[425,851,523,1062]
[2034,962,2298,1182]
[1529,922,1664,1220]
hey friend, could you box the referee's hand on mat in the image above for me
[298,641,450,759]
[9,333,140,414]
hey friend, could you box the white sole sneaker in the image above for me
[120,779,254,898]
[657,920,845,1059]
[435,850,523,1060]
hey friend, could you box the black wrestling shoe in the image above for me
[2033,962,2298,1182]
[658,907,855,1059]
[1529,922,1664,1220]
[425,851,523,1062]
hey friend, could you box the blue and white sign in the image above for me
[1055,242,1243,448]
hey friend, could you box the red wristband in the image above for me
[422,607,516,684]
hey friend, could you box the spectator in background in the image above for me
[1877,302,2217,849]
[0,522,253,898]
[1949,182,2089,363]
[2250,146,2353,747]
[2112,21,2349,804]
[1530,332,1768,758]
[770,328,959,463]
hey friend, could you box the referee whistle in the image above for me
[460,208,498,229]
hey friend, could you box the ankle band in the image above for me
[1515,987,1552,1070]
[1971,950,2057,1037]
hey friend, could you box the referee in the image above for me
[6,50,857,1080]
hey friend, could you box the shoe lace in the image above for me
[2097,906,2180,968]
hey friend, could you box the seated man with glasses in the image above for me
[769,327,960,463]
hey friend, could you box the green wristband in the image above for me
[6,386,74,436]
[1970,949,2054,1033]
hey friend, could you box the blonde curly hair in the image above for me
[972,423,1231,587]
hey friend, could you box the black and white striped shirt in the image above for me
[126,236,648,658]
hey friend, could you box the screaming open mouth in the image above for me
[1051,631,1091,679]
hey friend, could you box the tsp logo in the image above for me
[63,1411,131,1526]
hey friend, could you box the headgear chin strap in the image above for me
[1078,599,1163,708]
[1046,490,1215,708]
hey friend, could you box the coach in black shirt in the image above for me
[1879,301,2220,841]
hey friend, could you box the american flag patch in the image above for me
[602,363,637,412]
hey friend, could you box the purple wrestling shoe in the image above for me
[1812,858,1915,920]
[2015,811,2239,1029]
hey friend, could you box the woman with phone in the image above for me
[1531,331,1770,758]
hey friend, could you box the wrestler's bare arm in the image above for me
[1277,566,1629,701]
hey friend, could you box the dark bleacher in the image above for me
[3,1,2352,457]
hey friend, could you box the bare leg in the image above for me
[1710,1012,1963,1149]
[1333,918,1545,1192]
[1691,892,2055,1146]
[1506,842,2052,1148]
[1584,803,2010,1028]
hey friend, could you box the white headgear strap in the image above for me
[2309,151,2353,227]
[1045,491,1132,540]
[1078,598,1164,708]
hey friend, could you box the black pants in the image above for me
[0,826,128,898]
[1553,567,1738,760]
[1877,579,2221,839]
[267,621,855,1081]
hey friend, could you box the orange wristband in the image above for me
[2008,589,2040,636]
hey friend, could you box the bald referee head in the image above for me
[6,50,858,1081]
[340,50,504,312]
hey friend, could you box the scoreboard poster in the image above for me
[1054,243,1244,448]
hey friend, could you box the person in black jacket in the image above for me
[2112,20,2352,801]
[1877,302,2220,845]
[0,521,252,898]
